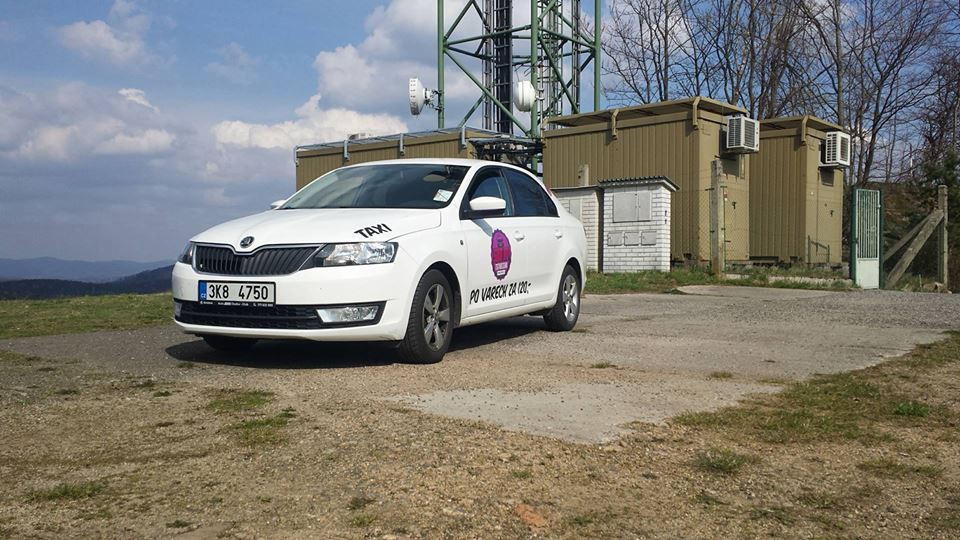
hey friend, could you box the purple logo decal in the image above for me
[490,229,512,280]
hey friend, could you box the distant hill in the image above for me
[0,265,174,300]
[0,257,170,283]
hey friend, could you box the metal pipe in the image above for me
[438,0,445,129]
[594,0,601,111]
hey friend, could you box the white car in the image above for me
[172,159,586,363]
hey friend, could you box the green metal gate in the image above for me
[851,188,883,289]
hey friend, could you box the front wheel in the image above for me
[543,265,580,332]
[398,270,454,364]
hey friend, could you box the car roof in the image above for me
[337,158,536,176]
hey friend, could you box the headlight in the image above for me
[178,242,195,264]
[311,242,397,267]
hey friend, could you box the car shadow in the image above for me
[163,316,545,369]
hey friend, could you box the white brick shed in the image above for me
[554,176,678,273]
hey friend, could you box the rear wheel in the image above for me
[398,270,453,364]
[543,265,580,331]
[201,335,258,352]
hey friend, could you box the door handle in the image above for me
[554,230,564,239]
[514,232,525,241]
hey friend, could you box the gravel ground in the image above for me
[0,287,958,538]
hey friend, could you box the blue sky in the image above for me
[0,0,601,262]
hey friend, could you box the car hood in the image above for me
[191,208,442,251]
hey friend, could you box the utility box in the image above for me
[542,97,752,263]
[554,176,677,272]
[295,128,501,190]
[750,117,845,264]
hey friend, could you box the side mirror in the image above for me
[270,200,286,210]
[467,196,506,217]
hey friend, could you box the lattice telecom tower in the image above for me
[431,0,601,138]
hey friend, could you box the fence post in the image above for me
[709,160,725,276]
[939,185,949,289]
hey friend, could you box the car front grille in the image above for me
[176,301,322,330]
[194,245,318,276]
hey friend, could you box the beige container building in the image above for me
[542,97,752,263]
[750,117,845,264]
[295,128,501,190]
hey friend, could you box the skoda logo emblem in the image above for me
[240,236,254,248]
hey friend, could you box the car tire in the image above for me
[398,269,454,364]
[202,335,258,352]
[543,265,580,332]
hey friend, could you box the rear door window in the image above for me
[503,169,558,217]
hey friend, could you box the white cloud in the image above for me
[212,93,408,150]
[312,0,485,116]
[5,84,173,161]
[56,20,147,65]
[118,88,158,111]
[206,42,260,85]
[55,0,168,68]
[95,128,174,155]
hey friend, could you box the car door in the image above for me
[501,168,564,306]
[459,167,532,318]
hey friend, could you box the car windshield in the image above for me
[281,163,470,210]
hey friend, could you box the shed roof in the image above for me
[546,97,747,127]
[760,116,843,133]
[295,127,504,154]
[599,176,680,192]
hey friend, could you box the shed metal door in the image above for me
[852,189,882,289]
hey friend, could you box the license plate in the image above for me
[199,281,275,306]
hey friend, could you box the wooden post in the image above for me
[709,160,725,276]
[939,185,949,289]
[886,210,943,289]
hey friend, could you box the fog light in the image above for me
[173,300,182,318]
[316,305,379,324]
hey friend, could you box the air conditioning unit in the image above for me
[724,115,760,153]
[347,132,372,141]
[822,131,851,167]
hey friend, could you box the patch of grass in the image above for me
[348,495,375,510]
[0,294,172,339]
[154,421,175,428]
[693,491,727,506]
[176,361,196,369]
[565,513,596,526]
[797,491,842,510]
[278,407,297,418]
[349,513,376,527]
[589,362,616,369]
[750,505,796,525]
[894,401,930,417]
[584,269,721,294]
[930,506,960,531]
[708,371,733,380]
[511,469,532,479]
[28,481,105,502]
[37,366,57,372]
[131,379,156,389]
[584,268,850,295]
[693,448,758,475]
[165,520,191,529]
[207,389,274,413]
[54,388,79,396]
[229,415,288,446]
[0,350,45,365]
[152,390,172,398]
[856,457,943,478]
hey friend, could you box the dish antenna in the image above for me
[513,80,536,112]
[409,78,440,116]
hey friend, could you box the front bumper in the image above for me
[170,252,417,341]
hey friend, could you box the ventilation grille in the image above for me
[823,132,851,167]
[194,245,318,276]
[725,116,760,153]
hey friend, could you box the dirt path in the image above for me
[1,288,958,538]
